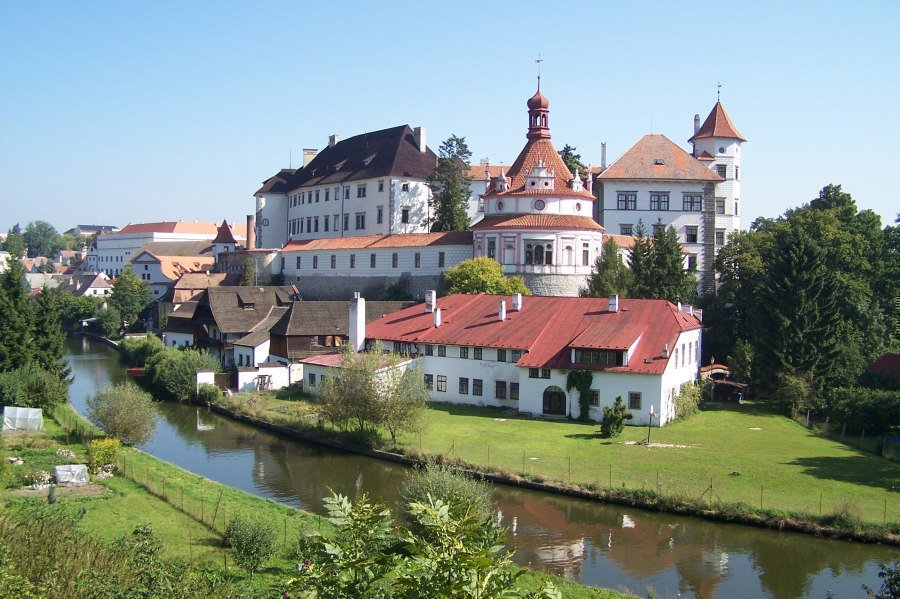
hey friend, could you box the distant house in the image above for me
[64,225,119,237]
[128,250,215,300]
[60,273,112,297]
[23,272,64,293]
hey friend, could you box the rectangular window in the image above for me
[628,392,642,410]
[459,346,469,359]
[301,192,306,204]
[401,182,409,192]
[573,349,623,365]
[734,200,739,216]
[424,374,433,390]
[344,187,350,200]
[414,252,421,268]
[716,164,727,179]
[324,217,329,232]
[589,390,599,406]
[312,256,318,269]
[687,254,698,270]
[617,192,637,210]
[314,216,319,232]
[356,213,366,230]
[377,206,384,224]
[529,368,540,378]
[438,252,445,267]
[716,199,726,215]
[306,216,312,232]
[344,214,350,231]
[392,253,398,268]
[473,379,483,396]
[487,238,497,260]
[620,224,633,236]
[357,185,367,198]
[436,375,447,392]
[542,368,551,378]
[510,349,523,362]
[715,230,725,245]
[309,373,316,387]
[497,349,507,362]
[652,223,665,236]
[735,166,740,181]
[582,242,590,266]
[473,347,483,360]
[370,253,376,268]
[315,190,320,202]
[650,193,669,211]
[685,226,698,244]
[330,255,336,269]
[325,190,330,201]
[295,256,301,269]
[401,208,409,224]
[424,345,433,356]
[495,381,507,399]
[459,377,469,394]
[378,180,384,192]
[437,345,446,357]
[350,254,356,269]
[683,194,702,211]
[510,382,519,401]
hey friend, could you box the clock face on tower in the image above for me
[533,199,545,211]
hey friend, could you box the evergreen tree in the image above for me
[0,260,33,371]
[31,287,69,380]
[239,257,255,286]
[110,268,153,328]
[581,237,632,297]
[558,144,587,175]
[427,135,472,232]
[650,219,696,303]
[627,220,653,298]
[2,225,26,259]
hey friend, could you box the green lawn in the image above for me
[395,402,900,526]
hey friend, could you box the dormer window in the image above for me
[572,349,624,366]
[525,160,554,190]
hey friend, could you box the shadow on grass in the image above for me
[564,433,601,440]
[701,400,784,417]
[787,454,900,493]
[425,403,598,428]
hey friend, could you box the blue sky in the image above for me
[1,1,897,233]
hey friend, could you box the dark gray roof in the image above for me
[202,286,297,334]
[232,307,289,348]
[270,301,414,337]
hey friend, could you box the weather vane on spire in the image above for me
[535,53,543,84]
[717,81,722,102]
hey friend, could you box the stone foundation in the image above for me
[293,273,443,301]
[522,273,588,297]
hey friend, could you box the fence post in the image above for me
[860,429,866,448]
[806,410,810,428]
[201,498,205,524]
[609,463,612,488]
[760,485,763,510]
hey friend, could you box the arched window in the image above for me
[544,243,553,265]
[534,245,544,265]
[543,386,566,415]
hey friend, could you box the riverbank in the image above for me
[210,392,900,546]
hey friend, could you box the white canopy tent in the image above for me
[2,406,44,431]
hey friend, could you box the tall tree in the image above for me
[581,237,632,298]
[22,220,61,258]
[558,144,587,175]
[427,135,472,232]
[239,257,255,286]
[110,268,153,328]
[0,260,33,371]
[31,287,69,380]
[442,257,530,296]
[2,225,26,259]
[627,220,653,298]
[649,220,696,303]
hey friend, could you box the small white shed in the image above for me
[55,464,89,485]
[2,406,44,431]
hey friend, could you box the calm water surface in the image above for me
[67,337,898,599]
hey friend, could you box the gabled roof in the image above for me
[196,286,297,334]
[467,165,507,180]
[365,294,701,375]
[127,241,213,261]
[232,306,290,348]
[283,231,472,252]
[483,138,594,200]
[255,169,297,195]
[689,101,747,143]
[60,273,109,295]
[598,135,723,182]
[471,214,603,231]
[867,353,900,380]
[212,220,239,244]
[271,300,414,337]
[274,125,436,193]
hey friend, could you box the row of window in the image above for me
[673,340,700,369]
[292,251,447,270]
[616,194,740,215]
[99,255,124,262]
[424,375,520,400]
[421,345,524,362]
[485,239,593,267]
[288,181,413,208]
[288,208,412,236]
[619,224,727,246]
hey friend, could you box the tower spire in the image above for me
[717,81,721,102]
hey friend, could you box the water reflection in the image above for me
[67,338,899,599]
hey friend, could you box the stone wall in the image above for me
[522,273,588,297]
[293,273,443,301]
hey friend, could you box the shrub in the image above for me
[196,383,223,405]
[674,381,702,420]
[0,361,68,413]
[401,461,492,536]
[225,513,278,577]
[827,386,900,434]
[146,348,219,401]
[88,438,122,474]
[775,372,817,415]
[600,396,633,438]
[119,335,166,368]
[97,306,121,337]
[87,383,157,446]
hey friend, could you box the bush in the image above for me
[119,335,166,368]
[827,386,900,434]
[401,462,492,535]
[97,306,121,337]
[225,513,278,577]
[674,381,702,420]
[0,361,68,413]
[146,347,219,401]
[87,383,157,446]
[196,383,223,405]
[600,396,633,438]
[776,372,817,415]
[88,438,122,474]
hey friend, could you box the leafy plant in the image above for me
[674,381,702,420]
[401,461,492,538]
[0,361,69,413]
[600,397,632,438]
[87,383,157,446]
[88,437,122,474]
[225,513,279,578]
[565,370,594,421]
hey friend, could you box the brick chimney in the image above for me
[246,214,256,250]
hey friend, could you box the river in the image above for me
[66,337,898,599]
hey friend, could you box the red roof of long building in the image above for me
[365,294,701,374]
[471,214,603,231]
[283,231,473,251]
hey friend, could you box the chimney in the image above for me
[433,307,442,328]
[600,142,607,170]
[349,292,366,351]
[498,300,507,322]
[302,149,318,166]
[246,214,256,250]
[512,293,523,311]
[424,289,436,313]
[328,134,340,148]
[609,294,619,313]
[693,114,701,135]
[662,343,669,358]
[414,126,426,153]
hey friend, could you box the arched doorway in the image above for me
[543,386,567,416]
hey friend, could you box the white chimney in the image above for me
[499,300,507,322]
[424,289,436,313]
[349,292,366,352]
[609,294,619,313]
[329,134,340,148]
[512,293,523,311]
[600,142,607,170]
[693,114,701,134]
[662,343,669,358]
[680,304,694,316]
[302,149,318,166]
[414,126,426,153]
[434,307,441,328]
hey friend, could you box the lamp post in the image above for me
[647,406,655,445]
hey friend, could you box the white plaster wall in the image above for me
[256,193,289,249]
[473,230,602,276]
[281,244,473,279]
[164,331,194,348]
[195,370,215,393]
[259,364,290,390]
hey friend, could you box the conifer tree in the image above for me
[239,257,255,286]
[0,260,33,371]
[581,237,632,298]
[31,286,70,380]
[427,135,472,232]
[627,220,653,298]
[650,219,696,303]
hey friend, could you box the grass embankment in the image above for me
[1,404,630,598]
[217,393,900,540]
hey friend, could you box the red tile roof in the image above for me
[598,135,723,182]
[484,138,595,200]
[696,151,715,161]
[365,294,701,375]
[300,353,345,367]
[689,101,747,143]
[283,231,473,251]
[867,353,900,380]
[471,214,603,231]
[113,222,248,237]
[467,165,507,180]
[606,234,635,249]
[212,220,239,244]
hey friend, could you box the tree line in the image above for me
[2,220,90,262]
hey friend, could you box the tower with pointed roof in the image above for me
[472,83,604,296]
